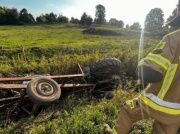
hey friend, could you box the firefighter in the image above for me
[104,0,180,134]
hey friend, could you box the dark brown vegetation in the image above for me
[83,28,122,36]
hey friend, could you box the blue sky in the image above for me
[0,0,178,26]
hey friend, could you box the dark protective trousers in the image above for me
[114,98,180,134]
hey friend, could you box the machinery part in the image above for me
[26,77,61,105]
[111,75,121,89]
[90,57,121,74]
[90,58,121,92]
[90,57,121,82]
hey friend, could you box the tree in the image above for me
[116,20,124,28]
[19,8,35,23]
[130,22,141,30]
[70,17,79,24]
[126,24,130,28]
[166,8,177,25]
[20,8,27,15]
[94,4,106,24]
[108,18,124,28]
[144,8,164,34]
[57,15,69,23]
[5,8,19,24]
[36,14,45,22]
[0,7,6,24]
[44,12,57,22]
[109,18,117,25]
[79,12,93,26]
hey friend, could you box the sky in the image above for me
[0,0,178,26]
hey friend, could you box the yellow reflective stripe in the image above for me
[149,53,170,65]
[158,64,178,99]
[146,57,168,70]
[139,95,180,115]
[145,53,171,70]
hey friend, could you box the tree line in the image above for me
[0,4,178,34]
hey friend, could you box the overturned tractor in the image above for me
[0,57,122,118]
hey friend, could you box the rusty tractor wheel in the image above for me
[26,77,61,105]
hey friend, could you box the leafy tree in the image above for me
[144,8,164,33]
[116,20,124,28]
[0,7,19,25]
[109,18,117,25]
[166,8,177,25]
[0,7,6,24]
[130,22,141,30]
[19,8,35,23]
[126,24,130,28]
[94,4,106,24]
[79,12,93,26]
[57,15,69,23]
[36,14,45,22]
[70,17,79,24]
[28,14,35,22]
[5,8,19,24]
[44,12,57,22]
[20,8,27,15]
[108,18,124,28]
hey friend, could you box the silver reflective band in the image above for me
[141,92,180,109]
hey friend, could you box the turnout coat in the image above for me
[138,29,180,125]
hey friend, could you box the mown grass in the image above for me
[0,23,160,133]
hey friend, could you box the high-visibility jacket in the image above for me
[138,29,180,125]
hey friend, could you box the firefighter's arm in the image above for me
[136,34,177,83]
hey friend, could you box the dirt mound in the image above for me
[82,28,122,36]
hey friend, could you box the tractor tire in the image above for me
[26,77,61,105]
[90,57,121,82]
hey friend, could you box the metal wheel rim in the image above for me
[36,82,54,96]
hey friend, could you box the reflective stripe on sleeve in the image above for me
[139,93,180,115]
[158,64,178,99]
[145,53,171,70]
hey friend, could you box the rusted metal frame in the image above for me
[89,79,114,93]
[21,107,31,115]
[0,95,29,106]
[0,84,27,89]
[30,104,40,116]
[0,95,22,101]
[20,101,40,116]
[0,83,95,89]
[78,63,84,75]
[0,74,85,82]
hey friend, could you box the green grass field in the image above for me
[0,24,158,76]
[0,24,160,133]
